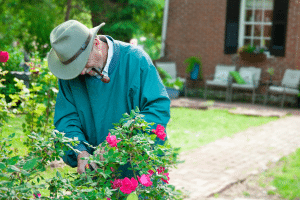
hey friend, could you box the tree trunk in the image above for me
[65,0,72,21]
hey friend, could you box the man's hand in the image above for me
[94,146,106,162]
[77,151,98,174]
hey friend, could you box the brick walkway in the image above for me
[168,98,300,199]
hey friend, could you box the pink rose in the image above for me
[33,193,41,198]
[120,177,138,194]
[152,124,166,141]
[0,51,9,63]
[110,179,122,189]
[157,166,165,174]
[161,173,170,184]
[106,133,121,147]
[148,169,154,176]
[138,174,153,187]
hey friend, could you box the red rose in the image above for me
[148,169,155,176]
[0,51,9,62]
[138,174,153,187]
[110,178,122,189]
[161,173,170,184]
[106,133,121,147]
[152,124,166,141]
[120,177,138,194]
[157,166,165,174]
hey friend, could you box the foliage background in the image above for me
[0,0,164,61]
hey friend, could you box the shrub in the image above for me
[0,108,184,199]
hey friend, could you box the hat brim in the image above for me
[48,23,105,80]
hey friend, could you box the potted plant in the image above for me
[238,45,267,64]
[157,67,184,99]
[184,54,202,80]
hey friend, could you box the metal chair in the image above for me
[229,67,262,104]
[204,65,236,102]
[264,69,300,107]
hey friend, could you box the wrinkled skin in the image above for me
[80,37,108,76]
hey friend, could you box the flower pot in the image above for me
[190,64,200,80]
[166,87,179,99]
[239,51,266,63]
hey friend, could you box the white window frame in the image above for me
[238,0,274,50]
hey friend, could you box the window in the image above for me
[239,0,274,50]
[224,0,289,57]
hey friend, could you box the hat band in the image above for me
[61,32,92,65]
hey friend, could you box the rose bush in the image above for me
[0,107,184,199]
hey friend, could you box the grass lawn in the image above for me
[167,108,278,152]
[259,148,300,199]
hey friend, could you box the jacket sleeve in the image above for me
[129,50,171,145]
[54,79,89,167]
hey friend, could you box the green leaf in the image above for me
[0,187,9,191]
[23,158,38,170]
[56,171,62,179]
[150,134,157,141]
[0,181,10,186]
[108,149,114,157]
[134,107,140,113]
[80,189,94,193]
[8,133,15,138]
[0,162,6,169]
[122,113,130,118]
[123,119,134,128]
[7,165,20,172]
[7,156,19,165]
[130,110,136,118]
[126,192,138,200]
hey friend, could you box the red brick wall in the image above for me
[164,0,300,87]
[295,0,300,70]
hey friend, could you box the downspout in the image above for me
[160,0,170,58]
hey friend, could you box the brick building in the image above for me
[158,0,300,95]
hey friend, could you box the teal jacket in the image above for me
[54,36,170,178]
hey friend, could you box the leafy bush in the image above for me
[1,46,24,72]
[0,108,184,199]
[0,46,24,103]
[12,55,58,136]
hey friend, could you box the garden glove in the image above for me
[77,151,99,174]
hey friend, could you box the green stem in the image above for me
[130,155,137,180]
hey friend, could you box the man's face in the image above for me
[80,38,106,76]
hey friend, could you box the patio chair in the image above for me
[264,69,300,107]
[229,67,262,104]
[155,62,186,97]
[155,62,186,83]
[204,65,236,101]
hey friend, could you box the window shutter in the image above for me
[269,0,289,57]
[224,0,241,54]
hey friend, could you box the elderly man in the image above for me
[47,20,170,177]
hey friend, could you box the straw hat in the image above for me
[48,20,105,80]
